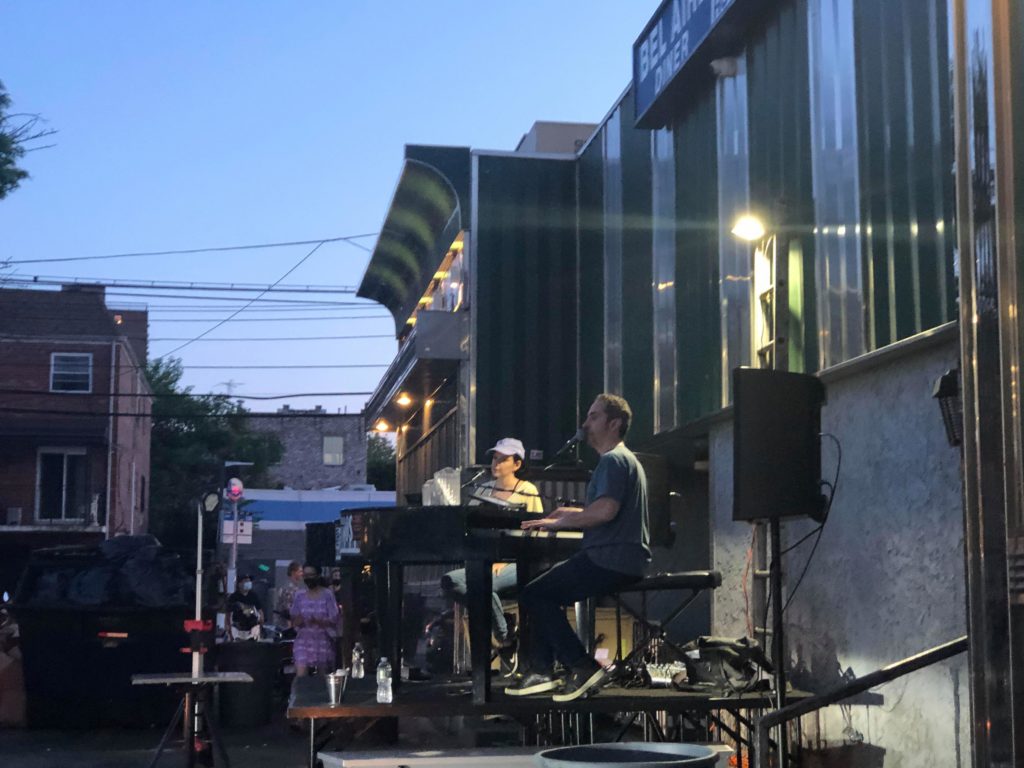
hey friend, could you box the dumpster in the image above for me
[215,640,280,727]
[13,536,191,728]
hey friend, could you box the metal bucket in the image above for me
[535,742,718,768]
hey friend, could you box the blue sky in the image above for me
[0,1,654,414]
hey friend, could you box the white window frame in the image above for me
[35,447,89,522]
[50,352,93,393]
[323,436,345,466]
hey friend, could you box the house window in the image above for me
[37,448,89,521]
[50,353,93,393]
[323,436,344,465]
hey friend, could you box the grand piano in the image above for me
[347,504,582,703]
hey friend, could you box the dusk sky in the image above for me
[0,1,654,415]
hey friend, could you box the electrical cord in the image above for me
[781,433,842,614]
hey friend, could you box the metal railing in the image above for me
[754,635,968,768]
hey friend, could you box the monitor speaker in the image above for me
[733,368,826,522]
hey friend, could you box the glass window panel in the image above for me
[65,454,88,519]
[717,55,751,404]
[38,453,64,520]
[323,436,344,466]
[51,354,92,393]
[603,107,624,394]
[651,127,677,432]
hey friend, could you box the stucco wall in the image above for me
[710,333,968,766]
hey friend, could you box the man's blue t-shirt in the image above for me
[582,443,650,576]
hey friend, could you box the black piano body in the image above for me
[346,505,581,703]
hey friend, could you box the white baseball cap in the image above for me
[486,437,526,459]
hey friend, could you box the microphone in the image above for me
[461,468,487,488]
[554,428,586,456]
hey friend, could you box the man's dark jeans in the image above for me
[519,552,640,672]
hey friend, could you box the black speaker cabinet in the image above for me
[733,368,826,522]
[305,521,337,568]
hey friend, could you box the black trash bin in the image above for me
[13,539,192,728]
[215,640,279,727]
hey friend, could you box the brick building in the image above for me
[0,285,151,594]
[248,407,366,490]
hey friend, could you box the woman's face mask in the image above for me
[241,580,252,591]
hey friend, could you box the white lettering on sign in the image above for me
[639,0,709,85]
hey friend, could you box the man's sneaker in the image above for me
[504,671,563,696]
[551,659,607,702]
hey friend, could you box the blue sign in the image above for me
[633,0,736,124]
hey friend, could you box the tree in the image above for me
[0,80,55,200]
[146,358,283,550]
[366,433,396,491]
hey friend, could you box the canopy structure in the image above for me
[358,158,462,336]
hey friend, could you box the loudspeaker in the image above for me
[305,521,337,568]
[733,368,826,522]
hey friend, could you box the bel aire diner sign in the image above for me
[633,0,736,123]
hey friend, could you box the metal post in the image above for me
[769,516,787,767]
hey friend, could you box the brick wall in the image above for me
[248,411,367,490]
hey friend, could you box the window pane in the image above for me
[51,354,92,392]
[603,107,624,393]
[65,454,88,519]
[38,454,65,520]
[323,436,344,466]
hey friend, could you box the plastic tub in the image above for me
[535,742,718,768]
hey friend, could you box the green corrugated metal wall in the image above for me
[619,91,655,442]
[854,0,956,348]
[747,0,818,375]
[578,133,606,426]
[474,154,579,463]
[674,88,721,423]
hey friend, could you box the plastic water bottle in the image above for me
[351,643,365,679]
[376,657,393,703]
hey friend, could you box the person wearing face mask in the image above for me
[274,560,305,631]
[290,565,340,676]
[227,575,264,641]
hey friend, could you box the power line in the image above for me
[1,233,378,265]
[0,362,390,370]
[159,240,331,358]
[0,388,373,400]
[0,406,371,419]
[149,334,394,342]
[1,313,389,322]
[3,277,358,293]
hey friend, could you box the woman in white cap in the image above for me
[441,437,543,645]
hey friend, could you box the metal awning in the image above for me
[358,159,462,336]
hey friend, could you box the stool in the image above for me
[610,570,722,677]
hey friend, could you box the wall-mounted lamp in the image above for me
[374,419,391,433]
[396,393,412,407]
[731,214,767,242]
[932,368,963,447]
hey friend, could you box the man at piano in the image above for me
[441,437,544,645]
[507,394,649,701]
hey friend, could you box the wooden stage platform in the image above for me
[288,675,797,768]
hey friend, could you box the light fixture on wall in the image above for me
[731,214,767,242]
[932,368,963,447]
[395,393,412,407]
[374,419,392,433]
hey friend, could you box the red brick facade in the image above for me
[0,286,151,593]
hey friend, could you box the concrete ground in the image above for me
[0,712,516,768]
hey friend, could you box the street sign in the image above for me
[222,519,252,545]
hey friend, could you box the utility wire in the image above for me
[149,334,393,342]
[1,314,389,322]
[0,388,373,400]
[3,277,358,293]
[0,406,371,419]
[0,362,389,370]
[1,233,377,265]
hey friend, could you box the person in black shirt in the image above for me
[228,574,264,640]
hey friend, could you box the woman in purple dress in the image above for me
[291,565,339,676]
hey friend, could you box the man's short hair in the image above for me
[596,393,632,439]
[287,561,302,576]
